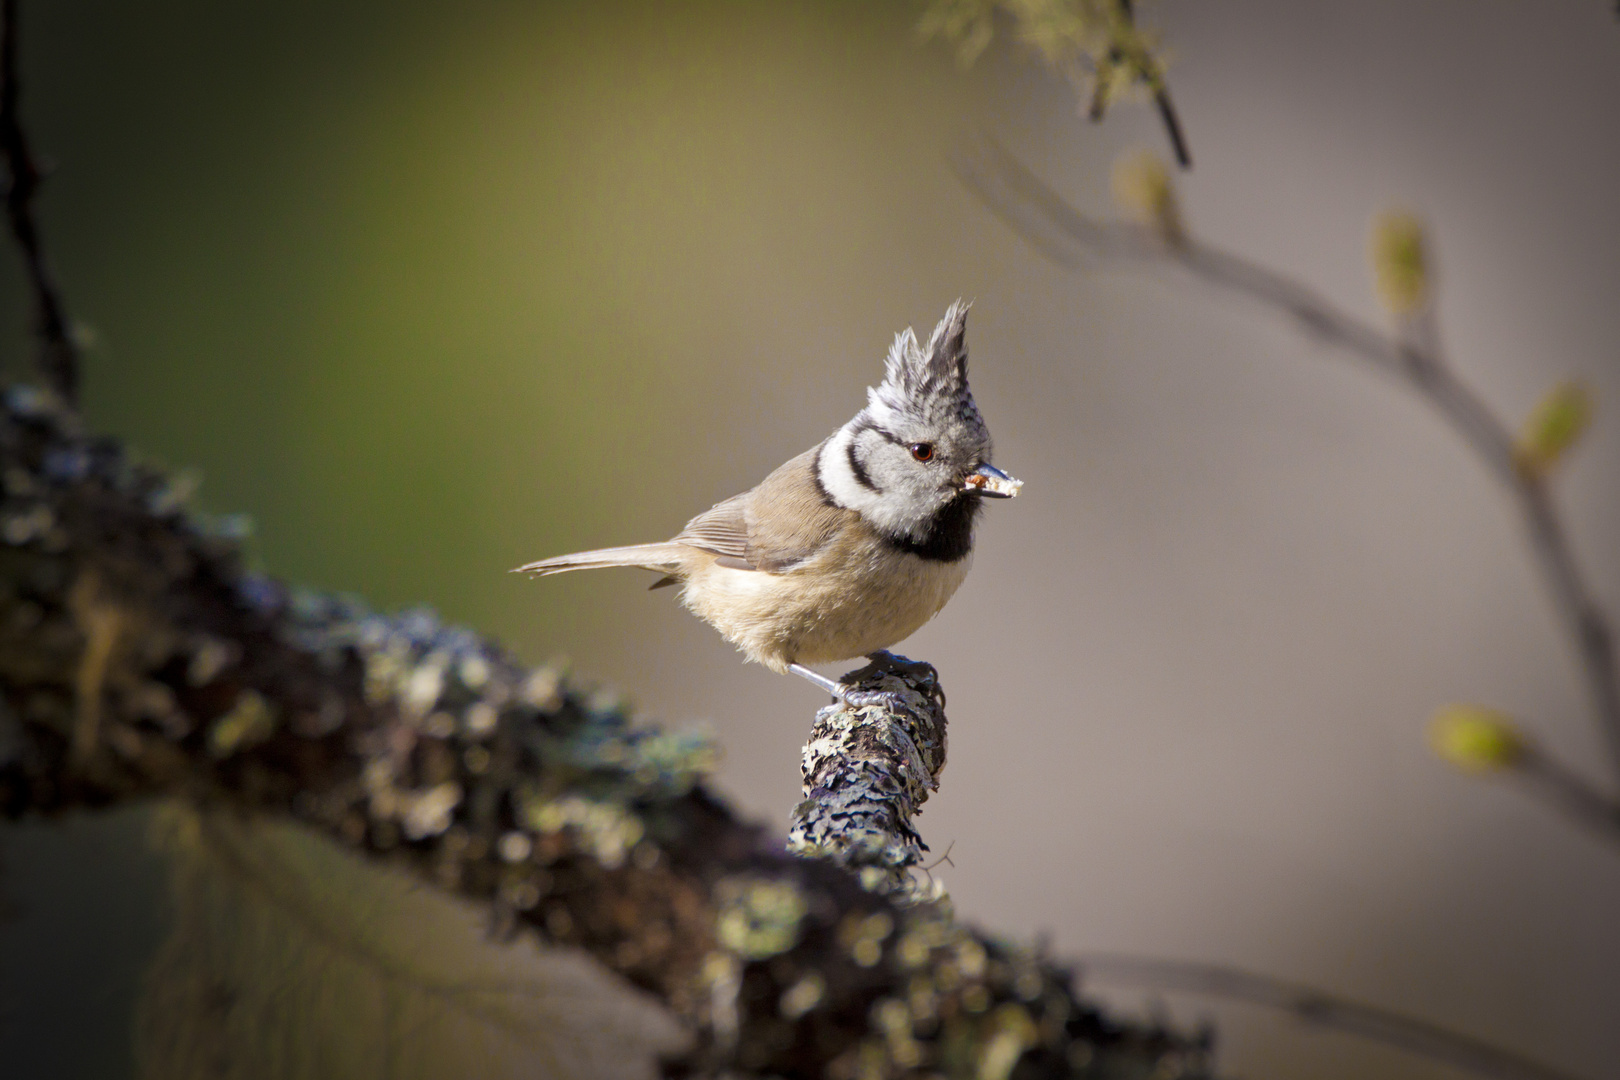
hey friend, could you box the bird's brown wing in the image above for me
[739,446,851,572]
[671,446,852,574]
[672,493,754,568]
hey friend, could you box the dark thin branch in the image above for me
[1516,745,1620,843]
[1151,86,1192,170]
[1081,955,1588,1080]
[0,0,77,405]
[1099,0,1193,169]
[953,137,1620,803]
[1118,0,1193,171]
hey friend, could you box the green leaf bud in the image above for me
[1515,380,1594,477]
[1370,211,1429,317]
[1429,704,1527,773]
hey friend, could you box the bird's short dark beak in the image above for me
[961,462,1022,499]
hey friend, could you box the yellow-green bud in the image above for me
[1369,211,1429,317]
[1111,149,1184,246]
[1429,705,1526,773]
[1515,380,1593,478]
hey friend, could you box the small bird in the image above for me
[515,301,1020,704]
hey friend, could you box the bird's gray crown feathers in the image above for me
[865,299,986,437]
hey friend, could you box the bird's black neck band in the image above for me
[885,494,980,562]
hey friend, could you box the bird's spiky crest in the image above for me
[866,300,985,433]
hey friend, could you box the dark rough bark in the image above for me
[0,383,1213,1078]
[789,656,949,899]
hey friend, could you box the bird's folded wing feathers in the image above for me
[673,494,754,565]
[673,447,851,574]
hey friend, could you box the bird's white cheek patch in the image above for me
[818,423,927,541]
[817,428,881,513]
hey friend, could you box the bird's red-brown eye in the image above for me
[909,442,935,462]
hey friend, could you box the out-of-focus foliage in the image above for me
[1428,705,1527,773]
[1368,212,1431,318]
[134,806,685,1080]
[917,0,1167,107]
[1515,380,1595,478]
[1110,149,1183,245]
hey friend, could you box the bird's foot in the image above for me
[788,655,946,714]
[865,650,945,710]
[838,651,945,712]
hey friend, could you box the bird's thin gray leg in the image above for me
[790,662,911,713]
[792,659,939,714]
[789,663,844,700]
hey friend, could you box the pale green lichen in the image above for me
[400,781,462,841]
[839,910,895,968]
[207,690,277,758]
[779,972,825,1019]
[715,877,809,960]
[871,996,923,1069]
[520,791,645,869]
[400,651,449,718]
[978,1003,1038,1080]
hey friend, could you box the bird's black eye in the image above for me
[909,442,935,462]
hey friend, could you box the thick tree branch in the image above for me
[952,138,1620,826]
[0,385,1212,1078]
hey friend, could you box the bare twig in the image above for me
[1517,745,1620,843]
[1151,84,1192,171]
[953,138,1620,811]
[1116,0,1192,169]
[0,0,78,405]
[1080,954,1589,1080]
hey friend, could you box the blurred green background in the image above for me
[4,1,1620,1078]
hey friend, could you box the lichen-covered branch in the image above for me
[0,386,1212,1078]
[788,658,948,898]
[952,137,1620,835]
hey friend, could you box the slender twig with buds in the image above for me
[953,136,1620,836]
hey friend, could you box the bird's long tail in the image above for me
[512,543,689,577]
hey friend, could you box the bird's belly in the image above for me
[679,548,971,672]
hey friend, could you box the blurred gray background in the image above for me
[2,1,1618,1077]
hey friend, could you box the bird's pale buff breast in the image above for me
[676,533,971,673]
